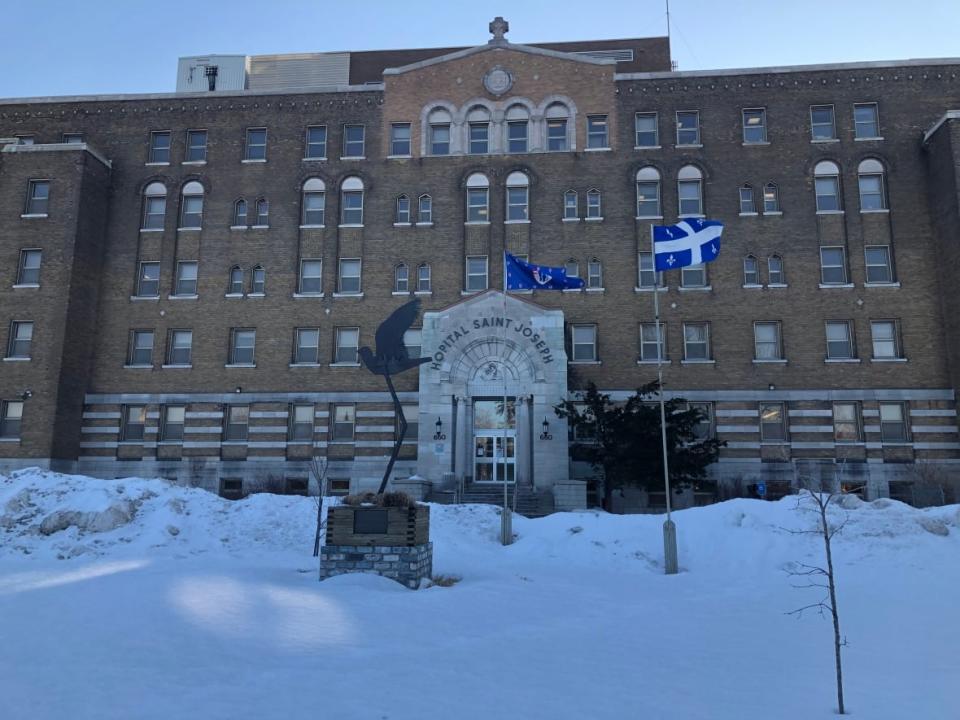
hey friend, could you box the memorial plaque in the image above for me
[353,507,389,535]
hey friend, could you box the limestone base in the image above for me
[320,542,433,590]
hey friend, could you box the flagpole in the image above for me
[501,252,512,545]
[652,226,679,575]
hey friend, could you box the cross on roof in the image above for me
[489,17,509,43]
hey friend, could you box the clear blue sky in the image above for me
[3,0,959,97]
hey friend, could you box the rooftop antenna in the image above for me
[666,0,677,71]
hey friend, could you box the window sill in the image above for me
[742,284,763,289]
[182,160,207,166]
[224,293,244,299]
[738,212,759,217]
[675,143,703,149]
[562,217,581,223]
[634,286,667,293]
[157,441,184,446]
[299,224,326,230]
[415,222,434,227]
[241,158,267,164]
[139,228,164,233]
[764,211,783,216]
[221,441,249,446]
[678,285,712,292]
[3,357,31,362]
[752,359,787,364]
[302,157,328,162]
[168,294,198,300]
[330,362,361,368]
[177,227,202,232]
[464,221,491,226]
[637,359,671,365]
[391,291,410,296]
[585,287,605,293]
[509,289,533,295]
[289,363,322,368]
[570,360,602,365]
[860,209,889,214]
[339,156,366,161]
[562,288,582,294]
[742,141,770,147]
[414,290,432,296]
[678,213,706,220]
[825,358,861,364]
[12,284,40,289]
[0,438,22,443]
[871,358,908,363]
[634,145,662,150]
[248,293,265,298]
[224,364,256,368]
[130,295,159,301]
[681,359,715,365]
[250,225,269,230]
[393,222,412,227]
[118,441,145,447]
[767,283,788,289]
[460,290,485,296]
[504,219,531,225]
[338,224,364,229]
[635,215,664,221]
[864,282,900,288]
[854,136,884,142]
[20,214,48,219]
[144,162,170,167]
[583,147,612,152]
[815,210,845,216]
[161,364,192,369]
[818,283,854,289]
[585,216,604,223]
[332,292,364,299]
[387,155,412,160]
[811,138,840,144]
[292,292,325,299]
[123,364,153,370]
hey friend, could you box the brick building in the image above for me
[2,18,959,506]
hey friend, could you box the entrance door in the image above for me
[474,434,516,483]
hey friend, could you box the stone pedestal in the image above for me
[320,543,433,589]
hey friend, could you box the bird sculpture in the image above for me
[359,299,430,494]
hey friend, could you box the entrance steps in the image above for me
[455,484,554,518]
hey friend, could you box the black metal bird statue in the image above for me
[359,299,430,494]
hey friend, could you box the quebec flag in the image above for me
[505,253,585,290]
[653,218,724,271]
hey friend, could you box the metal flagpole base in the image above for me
[663,518,678,574]
[501,506,513,546]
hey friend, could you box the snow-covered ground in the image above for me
[0,469,957,720]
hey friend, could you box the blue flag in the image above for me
[653,218,724,271]
[505,253,585,290]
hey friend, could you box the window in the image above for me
[739,185,756,214]
[149,131,171,163]
[506,105,529,153]
[255,199,269,227]
[754,322,782,360]
[563,190,578,220]
[825,321,854,359]
[298,259,322,295]
[871,320,900,359]
[587,259,602,289]
[854,103,880,139]
[810,105,836,141]
[429,123,450,156]
[340,177,364,225]
[0,401,23,439]
[546,118,567,151]
[742,109,767,144]
[417,263,432,292]
[229,329,255,365]
[571,325,597,362]
[636,167,661,217]
[676,111,700,145]
[334,327,359,364]
[398,404,419,443]
[224,406,249,442]
[681,263,706,288]
[137,261,160,297]
[390,123,410,156]
[586,189,602,219]
[814,161,841,212]
[25,180,49,215]
[62,133,84,144]
[640,323,665,361]
[506,172,530,221]
[418,195,432,223]
[161,406,185,442]
[301,178,325,226]
[305,125,327,159]
[763,183,780,213]
[759,403,786,442]
[819,247,847,285]
[466,173,490,222]
[833,402,861,442]
[251,265,265,294]
[342,124,365,157]
[128,330,154,366]
[743,255,759,286]
[396,195,411,224]
[175,261,198,296]
[294,328,320,365]
[586,115,608,149]
[565,260,580,281]
[338,258,361,294]
[403,329,422,358]
[7,321,33,359]
[17,249,41,285]
[180,181,204,228]
[332,404,355,441]
[865,246,893,284]
[678,165,703,216]
[167,330,192,366]
[185,130,207,162]
[638,251,662,289]
[142,182,167,230]
[768,255,785,285]
[879,403,907,442]
[228,266,244,295]
[858,159,887,211]
[122,406,146,442]
[290,404,314,441]
[465,256,488,292]
[233,198,248,227]
[244,128,267,160]
[683,323,710,360]
[688,402,714,441]
[394,264,409,293]
[635,112,658,147]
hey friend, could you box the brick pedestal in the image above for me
[319,542,433,589]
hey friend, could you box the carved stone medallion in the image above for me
[483,66,513,96]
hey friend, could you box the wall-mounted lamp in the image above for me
[768,384,776,392]
[433,417,446,441]
[235,386,242,394]
[539,417,553,441]
[21,389,33,401]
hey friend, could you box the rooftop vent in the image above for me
[573,48,635,62]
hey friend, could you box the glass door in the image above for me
[474,434,516,483]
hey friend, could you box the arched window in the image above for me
[586,189,602,219]
[467,106,491,154]
[565,258,580,280]
[677,165,703,216]
[418,194,433,223]
[251,265,265,294]
[636,167,661,218]
[301,178,325,226]
[141,182,167,230]
[857,158,887,211]
[228,266,244,295]
[428,108,452,156]
[340,176,364,225]
[563,190,578,220]
[394,263,409,293]
[587,258,603,289]
[763,183,780,213]
[768,255,785,285]
[233,198,248,227]
[396,195,410,224]
[505,171,530,222]
[814,160,842,212]
[505,105,530,153]
[743,255,759,286]
[739,185,756,214]
[417,263,432,292]
[545,102,570,152]
[466,173,490,223]
[255,198,269,227]
[180,181,204,229]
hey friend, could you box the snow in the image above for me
[0,468,957,720]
